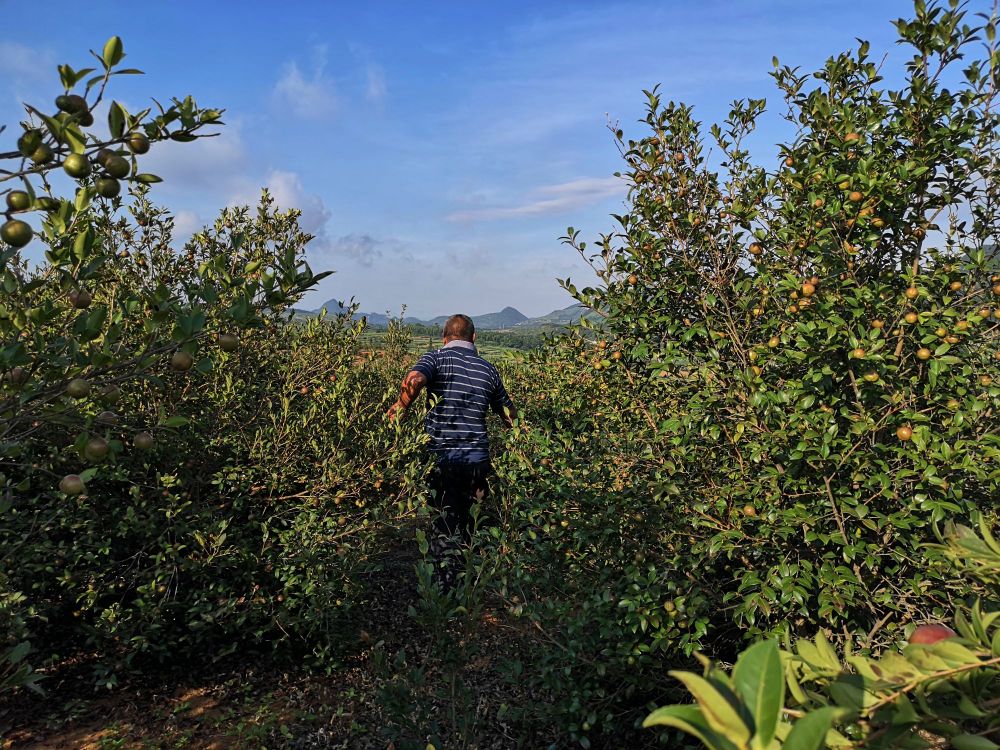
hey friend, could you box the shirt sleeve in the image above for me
[411,351,438,382]
[489,370,514,415]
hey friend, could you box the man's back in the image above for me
[411,341,513,464]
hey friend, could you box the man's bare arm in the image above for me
[386,370,427,421]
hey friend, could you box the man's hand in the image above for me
[386,400,406,422]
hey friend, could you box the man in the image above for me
[387,314,515,588]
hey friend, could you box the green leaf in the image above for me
[783,707,840,750]
[670,671,752,746]
[643,705,739,750]
[102,36,124,67]
[732,640,783,750]
[162,416,189,428]
[133,173,162,184]
[108,101,126,139]
[951,736,999,750]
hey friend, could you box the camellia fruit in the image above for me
[62,153,91,179]
[218,333,239,352]
[848,191,863,202]
[1,220,33,248]
[896,425,913,441]
[904,286,919,300]
[949,280,962,292]
[742,505,756,517]
[96,410,118,425]
[31,144,54,164]
[916,347,932,360]
[871,319,884,329]
[801,282,815,296]
[627,274,638,285]
[851,347,866,359]
[946,398,960,410]
[5,190,31,211]
[904,311,919,324]
[84,437,109,462]
[844,132,860,142]
[103,155,131,179]
[95,178,121,198]
[981,375,994,387]
[134,431,155,450]
[908,623,956,645]
[863,370,879,383]
[128,132,150,154]
[59,474,86,495]
[7,366,28,388]
[55,94,88,114]
[66,378,91,399]
[767,336,780,348]
[749,243,762,256]
[170,351,194,371]
[69,288,92,309]
[935,327,948,337]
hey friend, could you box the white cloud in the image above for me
[0,42,55,85]
[273,47,336,120]
[142,123,247,189]
[446,176,623,222]
[366,64,387,103]
[172,210,203,238]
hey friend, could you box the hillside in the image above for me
[307,300,591,330]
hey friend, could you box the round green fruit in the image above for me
[84,437,109,462]
[66,378,91,399]
[103,155,131,179]
[17,129,42,156]
[6,367,29,388]
[30,144,54,164]
[69,288,92,309]
[95,178,121,198]
[127,133,150,154]
[62,153,91,179]
[56,94,88,114]
[77,110,94,127]
[134,431,155,450]
[170,351,194,371]
[1,220,33,248]
[6,191,31,211]
[217,333,239,352]
[59,474,86,495]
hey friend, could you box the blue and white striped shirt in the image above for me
[411,340,514,464]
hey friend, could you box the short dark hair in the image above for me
[443,314,475,341]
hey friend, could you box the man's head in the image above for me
[443,314,475,343]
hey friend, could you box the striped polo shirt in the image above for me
[411,340,514,464]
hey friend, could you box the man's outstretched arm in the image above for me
[387,370,427,421]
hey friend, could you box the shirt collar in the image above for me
[443,339,477,352]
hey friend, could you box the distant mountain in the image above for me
[514,303,596,328]
[304,300,595,330]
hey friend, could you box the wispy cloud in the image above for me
[273,46,336,119]
[446,176,623,223]
[366,64,387,104]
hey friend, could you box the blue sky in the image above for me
[1,1,939,318]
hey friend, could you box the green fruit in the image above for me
[134,431,155,450]
[66,378,91,399]
[59,474,86,495]
[30,144,54,164]
[1,220,33,248]
[99,385,121,404]
[6,190,31,211]
[69,288,92,309]
[96,410,118,425]
[56,94,88,114]
[6,367,28,388]
[128,133,150,154]
[218,333,239,352]
[94,148,116,167]
[17,129,42,157]
[77,110,94,127]
[63,153,91,179]
[95,178,121,198]
[170,351,194,371]
[84,436,109,462]
[103,155,130,179]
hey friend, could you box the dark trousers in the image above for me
[428,460,493,542]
